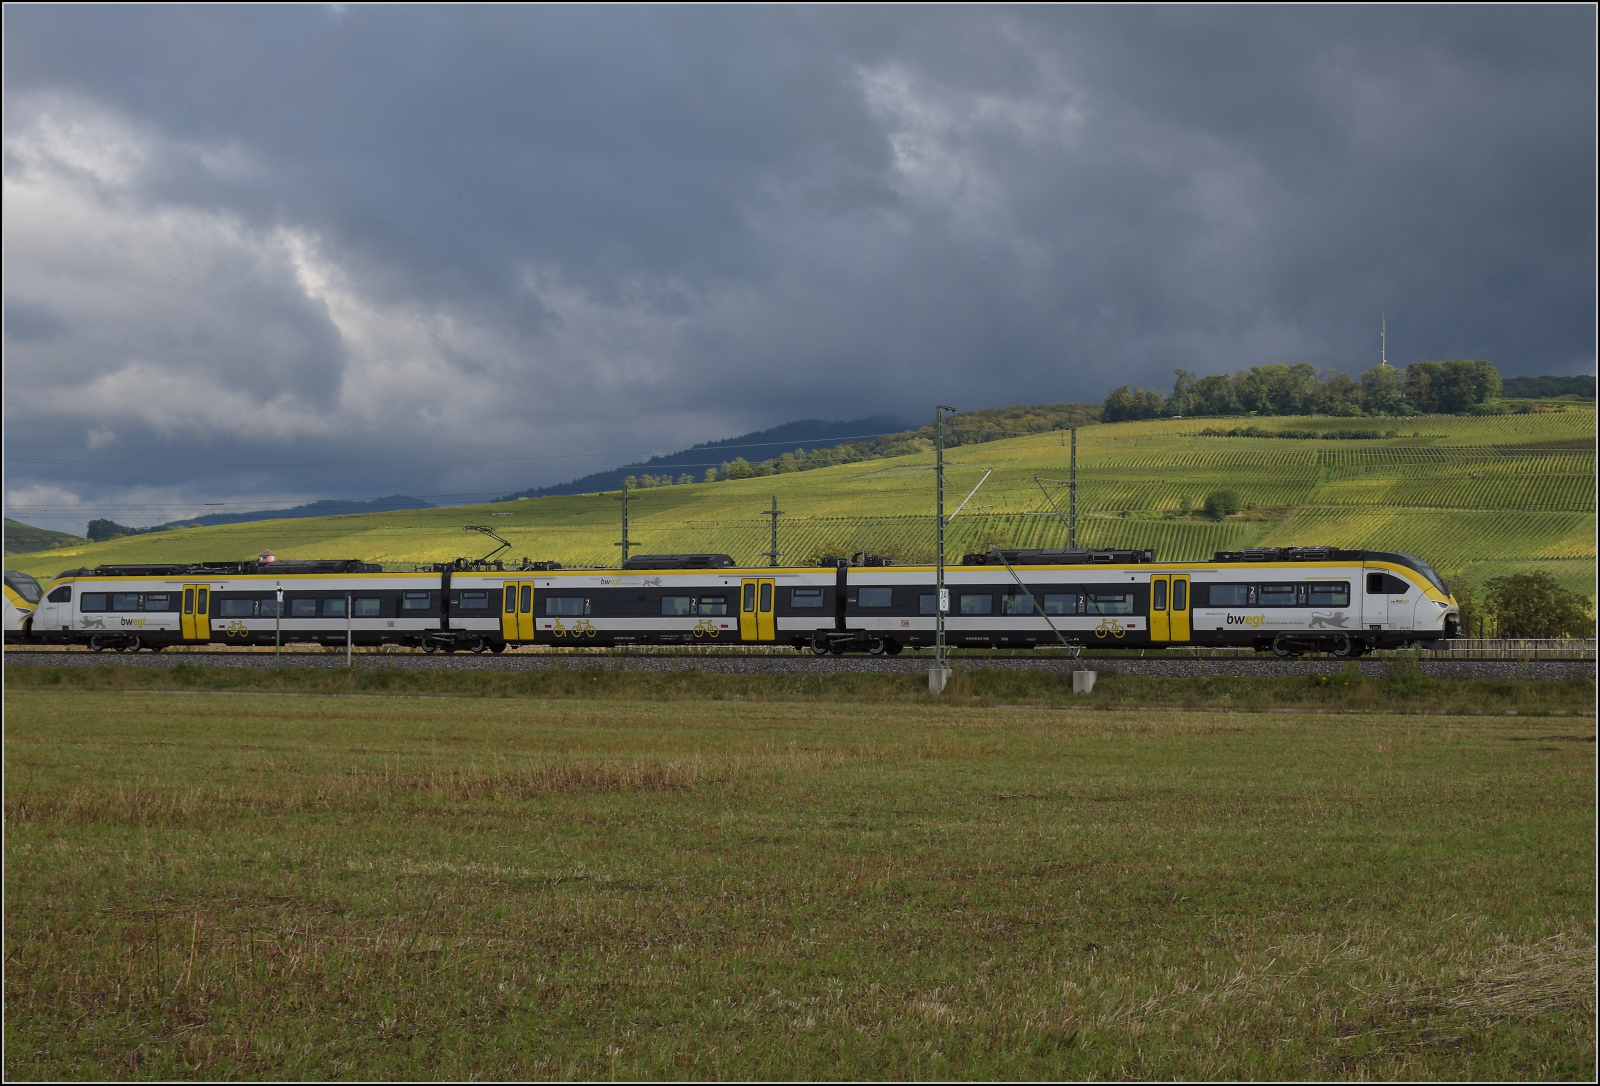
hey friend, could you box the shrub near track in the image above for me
[4,684,1593,1079]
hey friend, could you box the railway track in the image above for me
[5,648,1592,680]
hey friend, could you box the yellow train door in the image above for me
[181,583,210,641]
[757,579,775,641]
[739,579,758,641]
[1169,575,1191,642]
[502,582,535,642]
[1149,575,1171,641]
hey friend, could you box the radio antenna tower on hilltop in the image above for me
[1381,315,1387,367]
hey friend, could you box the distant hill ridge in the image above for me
[1500,374,1595,400]
[4,519,85,557]
[498,416,910,499]
[76,495,438,543]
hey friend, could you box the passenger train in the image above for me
[8,545,1459,657]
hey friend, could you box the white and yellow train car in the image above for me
[19,546,1458,657]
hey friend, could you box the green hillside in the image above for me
[4,519,85,558]
[8,408,1594,600]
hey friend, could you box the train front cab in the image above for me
[1147,573,1191,644]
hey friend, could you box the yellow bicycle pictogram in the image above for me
[551,618,597,638]
[224,619,250,638]
[692,618,721,639]
[1093,617,1126,639]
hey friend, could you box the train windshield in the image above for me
[1391,552,1449,595]
[4,570,42,603]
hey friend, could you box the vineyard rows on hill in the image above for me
[9,409,1593,599]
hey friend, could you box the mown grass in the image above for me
[4,681,1594,1079]
[5,661,1598,716]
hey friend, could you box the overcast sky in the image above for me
[4,5,1594,533]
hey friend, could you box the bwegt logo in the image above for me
[1226,613,1267,628]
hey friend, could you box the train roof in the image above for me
[52,559,382,579]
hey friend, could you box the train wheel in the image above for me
[1330,635,1355,658]
[885,640,903,656]
[471,640,487,654]
[126,636,143,653]
[421,639,438,654]
[490,641,506,654]
[810,636,829,655]
[867,638,887,655]
[1271,635,1299,659]
[90,636,106,652]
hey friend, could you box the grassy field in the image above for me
[8,407,1594,599]
[5,672,1594,1079]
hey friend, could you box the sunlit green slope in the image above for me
[9,408,1593,598]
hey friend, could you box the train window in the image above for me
[184,589,194,614]
[459,591,489,610]
[217,599,254,617]
[1309,582,1350,607]
[700,596,728,616]
[1172,581,1187,611]
[196,589,208,612]
[80,592,106,611]
[520,585,532,613]
[1258,584,1297,607]
[546,597,585,616]
[743,584,756,612]
[260,599,284,618]
[760,583,773,612]
[662,596,693,616]
[111,593,141,611]
[1000,594,1034,615]
[291,598,317,617]
[145,593,171,611]
[959,594,992,615]
[323,598,347,618]
[1087,592,1135,615]
[1151,581,1167,611]
[401,592,432,611]
[1041,593,1076,615]
[1208,584,1250,607]
[354,598,381,617]
[504,588,516,613]
[920,594,938,615]
[1368,572,1412,594]
[49,585,72,604]
[859,587,893,608]
[791,588,825,608]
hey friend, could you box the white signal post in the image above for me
[274,582,283,662]
[346,593,353,668]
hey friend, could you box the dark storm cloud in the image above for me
[3,6,1593,533]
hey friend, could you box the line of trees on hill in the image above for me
[632,403,1101,485]
[1104,361,1503,421]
